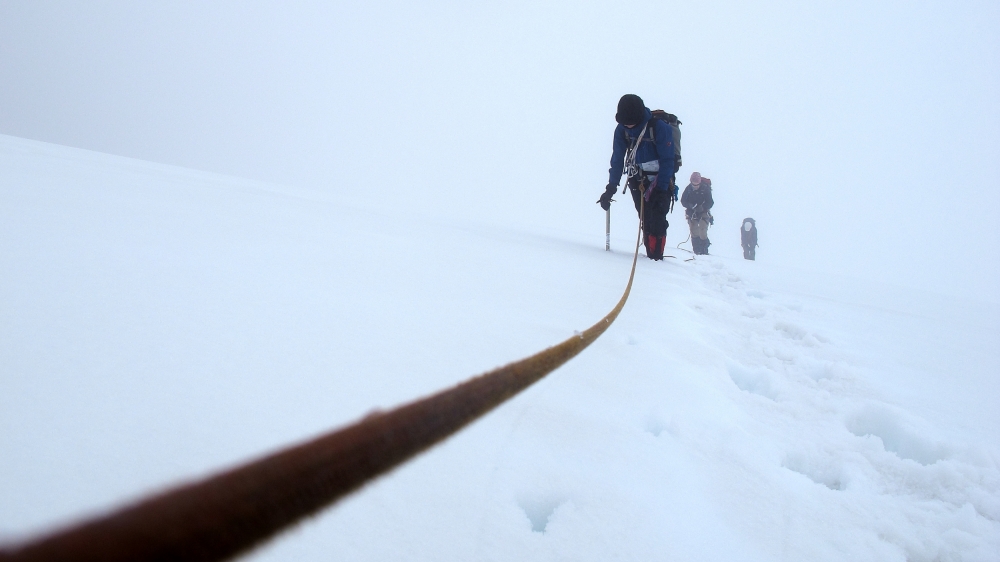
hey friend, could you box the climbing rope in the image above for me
[0,202,646,562]
[623,121,649,184]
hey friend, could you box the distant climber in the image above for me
[741,218,758,260]
[598,94,676,260]
[681,172,714,255]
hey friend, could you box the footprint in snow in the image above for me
[727,364,781,400]
[642,415,676,437]
[774,321,807,340]
[845,405,950,466]
[517,495,567,533]
[782,453,846,491]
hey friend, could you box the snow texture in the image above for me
[1,135,998,561]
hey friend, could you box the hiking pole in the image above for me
[605,208,611,251]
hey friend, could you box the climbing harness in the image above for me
[622,121,650,192]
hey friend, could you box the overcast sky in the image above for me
[1,0,998,302]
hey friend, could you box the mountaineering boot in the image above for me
[655,236,666,259]
[691,237,702,255]
[646,234,658,260]
[704,238,711,255]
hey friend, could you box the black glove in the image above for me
[597,184,616,211]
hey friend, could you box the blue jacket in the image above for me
[608,107,675,190]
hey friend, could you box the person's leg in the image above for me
[657,189,670,252]
[628,178,642,217]
[644,189,669,259]
[694,219,709,254]
[627,178,653,256]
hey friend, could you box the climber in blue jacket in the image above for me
[597,94,676,260]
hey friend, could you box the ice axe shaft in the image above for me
[605,208,610,251]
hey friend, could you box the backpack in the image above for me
[742,218,758,247]
[622,110,683,189]
[649,110,682,173]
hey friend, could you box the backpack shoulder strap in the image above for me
[623,126,635,147]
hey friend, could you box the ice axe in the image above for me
[606,208,611,251]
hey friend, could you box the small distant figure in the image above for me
[681,172,714,255]
[741,218,758,260]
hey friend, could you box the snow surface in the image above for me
[2,134,999,560]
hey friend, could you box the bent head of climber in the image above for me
[615,94,645,129]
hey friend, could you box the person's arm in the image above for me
[607,126,627,188]
[704,188,715,210]
[680,185,693,208]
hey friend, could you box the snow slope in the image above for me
[2,134,998,561]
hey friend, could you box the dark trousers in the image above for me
[743,246,756,260]
[628,177,670,237]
